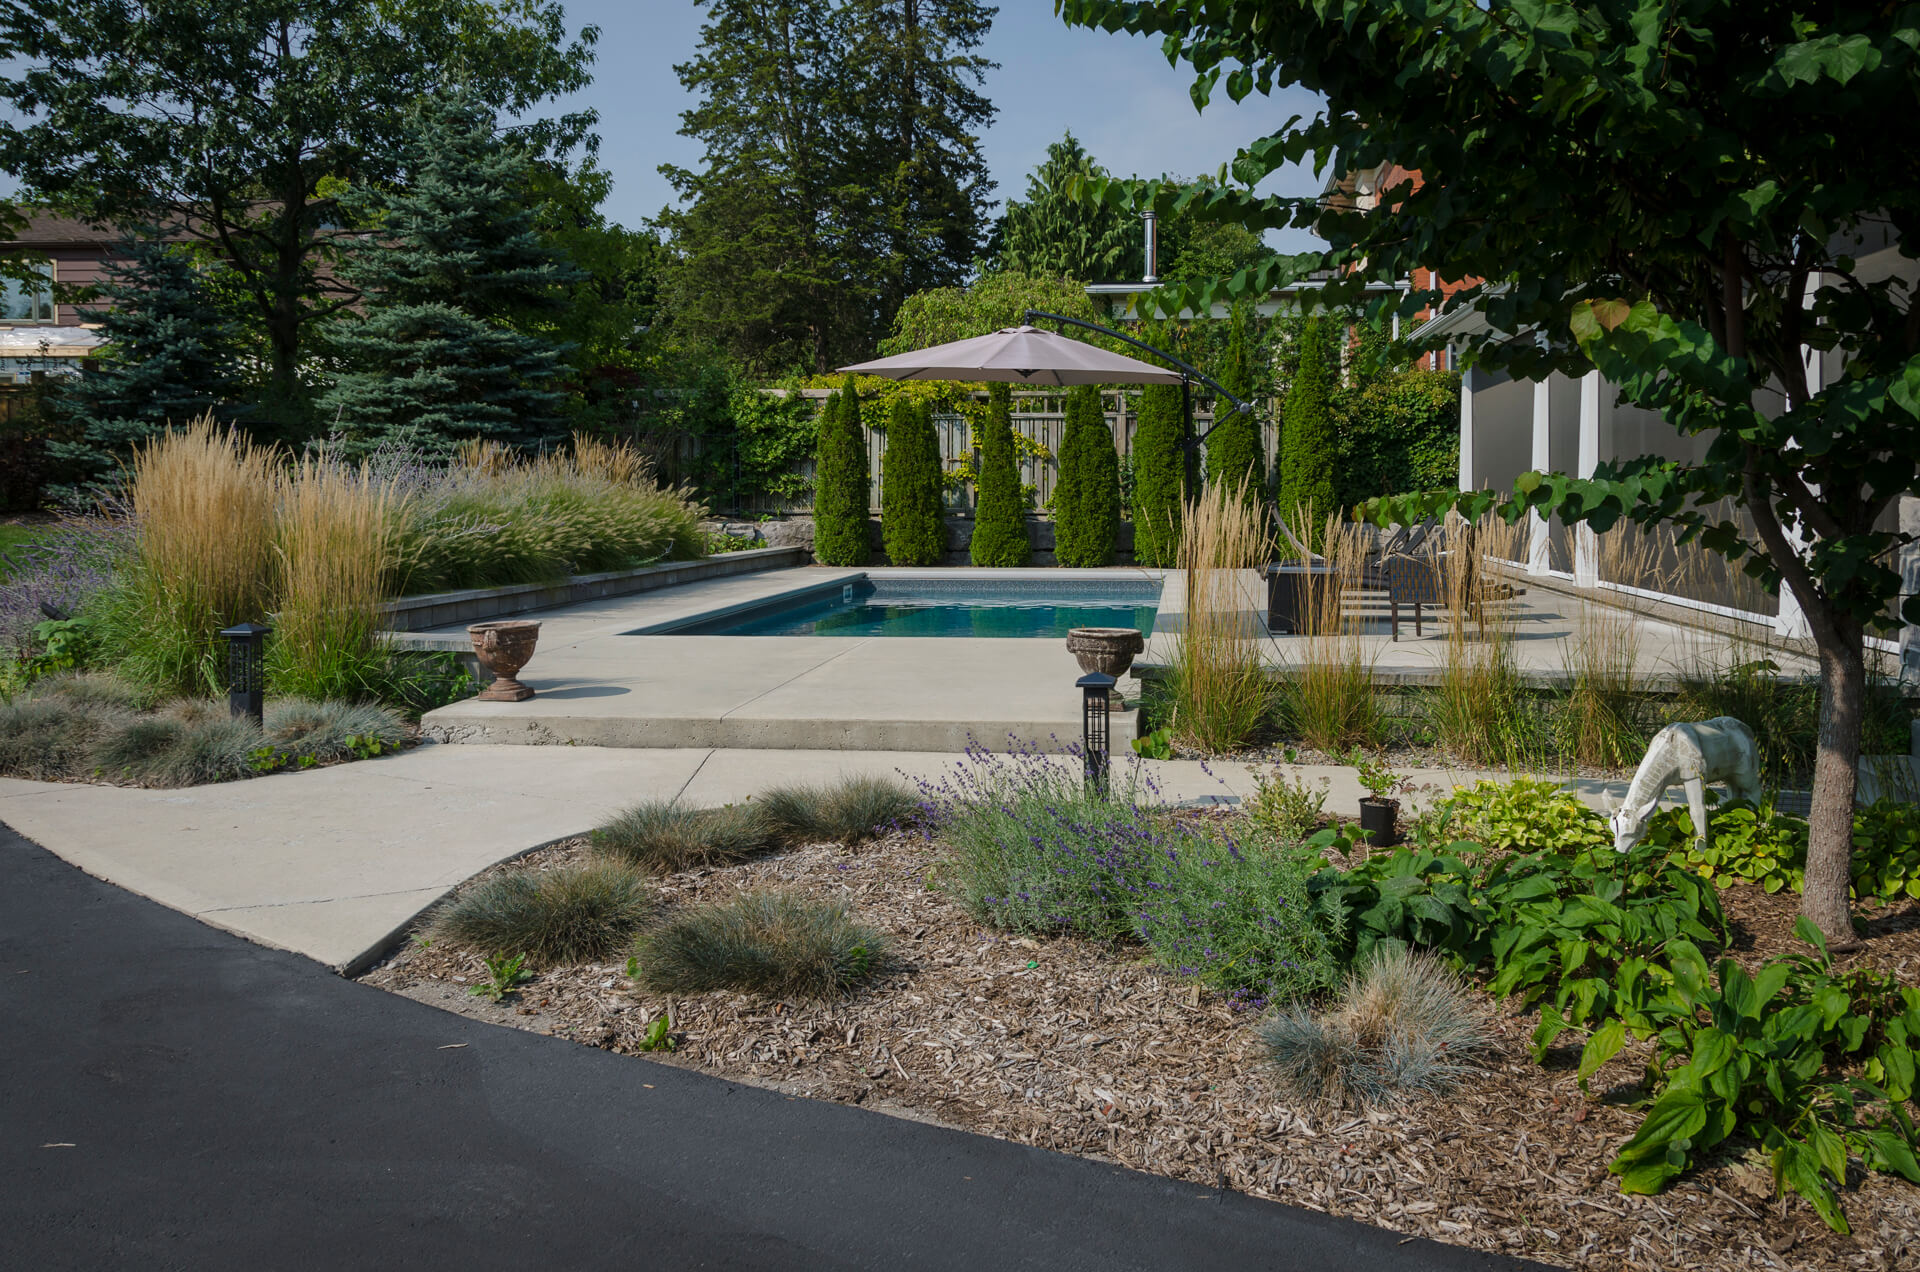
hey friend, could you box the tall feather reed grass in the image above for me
[268,457,404,701]
[1559,528,1657,768]
[1425,512,1537,766]
[1168,481,1273,753]
[1274,510,1383,751]
[103,417,278,696]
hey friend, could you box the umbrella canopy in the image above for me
[838,325,1184,386]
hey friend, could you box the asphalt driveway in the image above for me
[0,824,1541,1270]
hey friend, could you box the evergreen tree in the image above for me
[1205,299,1266,505]
[813,379,872,566]
[661,0,995,372]
[846,0,997,322]
[1130,383,1186,567]
[1275,315,1339,541]
[881,396,945,565]
[1056,384,1118,567]
[991,133,1136,282]
[50,234,244,492]
[318,95,580,454]
[970,382,1030,566]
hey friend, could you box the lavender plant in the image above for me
[914,739,1343,1004]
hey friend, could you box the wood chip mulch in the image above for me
[362,833,1920,1272]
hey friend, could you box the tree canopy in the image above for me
[0,0,597,436]
[659,0,996,374]
[1057,0,1920,951]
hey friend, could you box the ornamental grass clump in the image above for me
[434,862,653,965]
[759,774,916,845]
[268,456,402,701]
[262,698,406,762]
[591,800,775,872]
[1259,947,1495,1109]
[0,693,130,779]
[88,700,257,787]
[1168,480,1272,754]
[632,889,887,998]
[1273,514,1383,751]
[1426,513,1539,766]
[104,418,278,696]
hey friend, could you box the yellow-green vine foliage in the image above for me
[881,396,944,565]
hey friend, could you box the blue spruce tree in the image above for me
[318,94,580,454]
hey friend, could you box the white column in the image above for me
[1774,276,1821,640]
[1527,377,1551,574]
[1574,370,1602,587]
[1457,357,1474,492]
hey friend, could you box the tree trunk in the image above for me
[1802,621,1866,949]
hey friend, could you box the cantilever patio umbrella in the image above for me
[838,325,1184,386]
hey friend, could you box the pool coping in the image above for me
[621,566,1175,638]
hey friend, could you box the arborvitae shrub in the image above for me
[970,382,1031,566]
[881,396,944,565]
[1276,315,1339,542]
[1206,300,1266,505]
[1056,384,1117,566]
[813,379,871,566]
[1130,382,1186,567]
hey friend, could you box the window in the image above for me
[0,260,54,323]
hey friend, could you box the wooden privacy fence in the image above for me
[645,388,1281,516]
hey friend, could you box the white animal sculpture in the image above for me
[1605,717,1763,853]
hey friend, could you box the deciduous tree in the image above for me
[1060,0,1920,948]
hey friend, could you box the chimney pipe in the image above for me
[1141,212,1158,284]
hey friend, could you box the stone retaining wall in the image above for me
[704,515,1139,568]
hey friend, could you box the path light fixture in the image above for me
[220,622,271,726]
[1077,672,1115,794]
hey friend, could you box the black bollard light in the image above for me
[221,622,271,726]
[1077,672,1115,794]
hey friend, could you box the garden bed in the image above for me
[364,830,1920,1272]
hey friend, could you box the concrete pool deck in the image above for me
[413,563,1822,753]
[417,566,1167,752]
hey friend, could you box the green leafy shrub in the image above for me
[1245,766,1329,842]
[1587,920,1920,1233]
[1330,369,1459,510]
[591,800,775,872]
[759,775,915,845]
[1310,829,1728,1037]
[970,382,1031,566]
[1640,801,1807,895]
[879,396,944,566]
[1129,381,1185,567]
[811,379,871,567]
[433,863,653,965]
[1440,778,1611,854]
[1851,798,1920,903]
[1259,947,1495,1109]
[632,889,888,998]
[1054,384,1119,567]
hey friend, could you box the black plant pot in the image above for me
[1358,797,1400,847]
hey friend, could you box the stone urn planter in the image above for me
[1066,627,1144,709]
[468,620,541,702]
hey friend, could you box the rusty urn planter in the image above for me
[1066,627,1145,709]
[468,620,542,702]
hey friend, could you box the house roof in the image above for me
[3,210,116,247]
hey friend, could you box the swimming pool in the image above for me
[653,575,1161,638]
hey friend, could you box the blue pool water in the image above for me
[672,578,1160,638]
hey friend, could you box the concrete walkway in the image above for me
[0,828,1538,1271]
[0,742,1531,974]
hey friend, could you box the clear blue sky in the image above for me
[542,1,1325,251]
